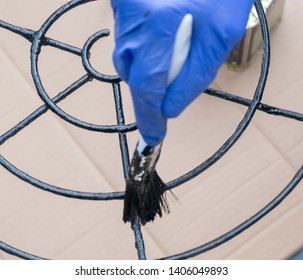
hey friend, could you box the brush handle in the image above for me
[137,14,193,153]
[167,13,193,86]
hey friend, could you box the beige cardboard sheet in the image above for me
[0,0,302,259]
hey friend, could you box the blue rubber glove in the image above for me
[111,0,254,146]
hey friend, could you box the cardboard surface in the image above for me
[0,0,302,259]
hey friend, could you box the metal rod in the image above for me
[0,75,91,145]
[205,88,303,122]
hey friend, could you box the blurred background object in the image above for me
[226,0,286,70]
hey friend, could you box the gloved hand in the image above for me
[111,0,254,146]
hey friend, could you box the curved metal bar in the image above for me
[36,0,98,36]
[0,155,125,200]
[166,0,271,191]
[31,0,136,132]
[161,165,303,259]
[0,240,47,260]
[82,29,121,82]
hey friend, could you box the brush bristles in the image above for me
[123,169,169,225]
[123,143,172,225]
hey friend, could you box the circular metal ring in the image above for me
[30,0,135,133]
[2,0,302,261]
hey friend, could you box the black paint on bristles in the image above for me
[123,142,175,225]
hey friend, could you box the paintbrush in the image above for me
[123,14,193,225]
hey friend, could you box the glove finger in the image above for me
[128,47,172,146]
[126,8,187,145]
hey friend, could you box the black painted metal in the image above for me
[82,29,121,82]
[0,0,301,260]
[205,88,303,122]
[132,216,147,260]
[0,241,47,260]
[162,166,303,260]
